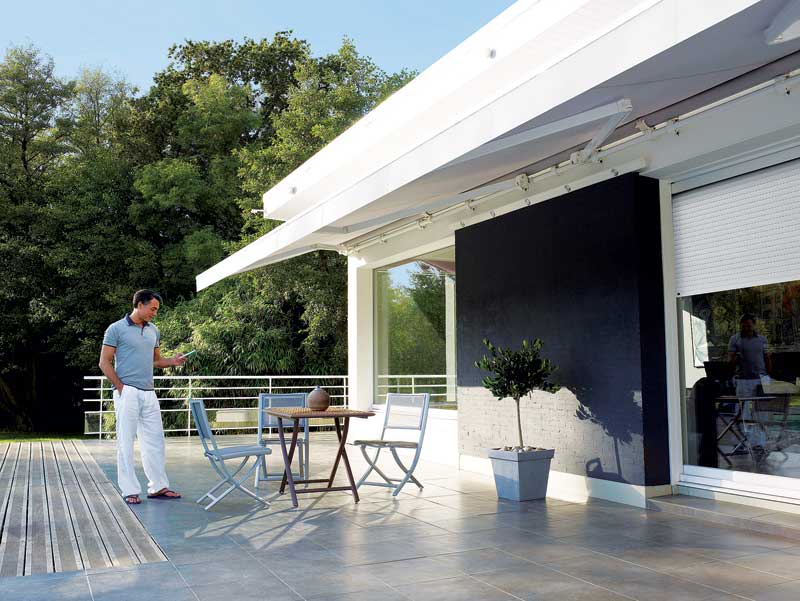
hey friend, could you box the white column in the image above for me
[660,179,683,487]
[445,274,457,404]
[348,256,374,411]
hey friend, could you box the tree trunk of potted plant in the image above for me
[475,339,557,502]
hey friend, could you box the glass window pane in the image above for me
[374,246,456,408]
[679,280,800,477]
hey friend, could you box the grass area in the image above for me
[0,432,89,443]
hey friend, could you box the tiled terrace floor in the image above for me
[4,434,800,600]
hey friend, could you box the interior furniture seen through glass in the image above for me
[679,279,800,478]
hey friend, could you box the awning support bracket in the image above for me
[571,98,633,164]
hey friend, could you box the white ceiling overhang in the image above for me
[197,0,800,291]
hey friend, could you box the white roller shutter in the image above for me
[672,159,800,297]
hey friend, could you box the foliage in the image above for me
[475,338,556,401]
[0,45,73,189]
[0,36,414,432]
[475,338,556,448]
[376,266,448,375]
[407,264,447,340]
[237,38,415,195]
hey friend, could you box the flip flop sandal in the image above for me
[124,495,141,505]
[147,489,182,499]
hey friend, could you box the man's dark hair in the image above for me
[133,289,163,308]
[740,313,756,323]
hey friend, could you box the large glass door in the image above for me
[678,280,800,498]
[373,246,456,409]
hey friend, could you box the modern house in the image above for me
[199,0,800,510]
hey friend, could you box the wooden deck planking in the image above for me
[0,443,29,577]
[24,443,53,575]
[0,444,8,475]
[0,441,166,577]
[63,441,138,567]
[52,441,113,571]
[0,443,20,577]
[71,442,166,565]
[72,441,110,482]
[42,441,83,573]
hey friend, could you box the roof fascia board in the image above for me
[263,0,591,220]
[268,0,760,239]
[263,0,759,223]
[197,0,762,291]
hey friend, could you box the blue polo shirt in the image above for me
[728,332,769,379]
[102,314,160,391]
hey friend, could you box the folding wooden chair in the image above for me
[254,392,310,485]
[190,399,271,510]
[353,392,430,496]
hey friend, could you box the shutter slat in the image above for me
[673,160,800,297]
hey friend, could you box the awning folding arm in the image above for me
[337,99,634,239]
[446,98,633,169]
[765,1,800,45]
[570,98,633,164]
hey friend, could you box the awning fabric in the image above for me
[198,0,800,291]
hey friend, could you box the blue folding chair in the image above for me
[255,393,310,485]
[190,399,271,510]
[354,393,430,496]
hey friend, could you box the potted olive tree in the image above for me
[475,338,557,501]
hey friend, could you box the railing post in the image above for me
[99,377,104,439]
[187,377,193,437]
[411,375,416,396]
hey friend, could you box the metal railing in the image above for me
[376,374,456,409]
[83,375,348,438]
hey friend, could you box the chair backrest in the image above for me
[257,392,309,439]
[190,399,218,455]
[382,393,430,441]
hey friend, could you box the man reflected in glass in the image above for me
[728,313,771,450]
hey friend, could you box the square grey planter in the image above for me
[488,448,555,501]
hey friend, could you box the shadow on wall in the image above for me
[574,388,643,485]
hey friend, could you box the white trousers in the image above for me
[114,386,169,497]
[735,378,766,446]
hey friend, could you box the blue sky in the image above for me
[2,1,516,91]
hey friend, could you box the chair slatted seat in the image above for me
[352,440,419,449]
[353,392,430,496]
[190,399,271,511]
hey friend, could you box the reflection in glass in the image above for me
[680,280,800,477]
[374,247,456,408]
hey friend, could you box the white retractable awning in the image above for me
[198,0,800,291]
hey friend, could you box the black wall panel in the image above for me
[455,174,670,486]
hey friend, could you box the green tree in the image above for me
[237,37,415,196]
[408,264,447,340]
[71,68,134,152]
[0,35,415,433]
[0,45,73,189]
[0,46,75,428]
[163,38,416,376]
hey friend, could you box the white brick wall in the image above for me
[458,386,646,483]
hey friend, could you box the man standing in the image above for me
[728,313,772,396]
[728,313,771,451]
[99,290,185,505]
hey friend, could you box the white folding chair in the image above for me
[190,399,271,510]
[353,392,430,496]
[254,392,310,485]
